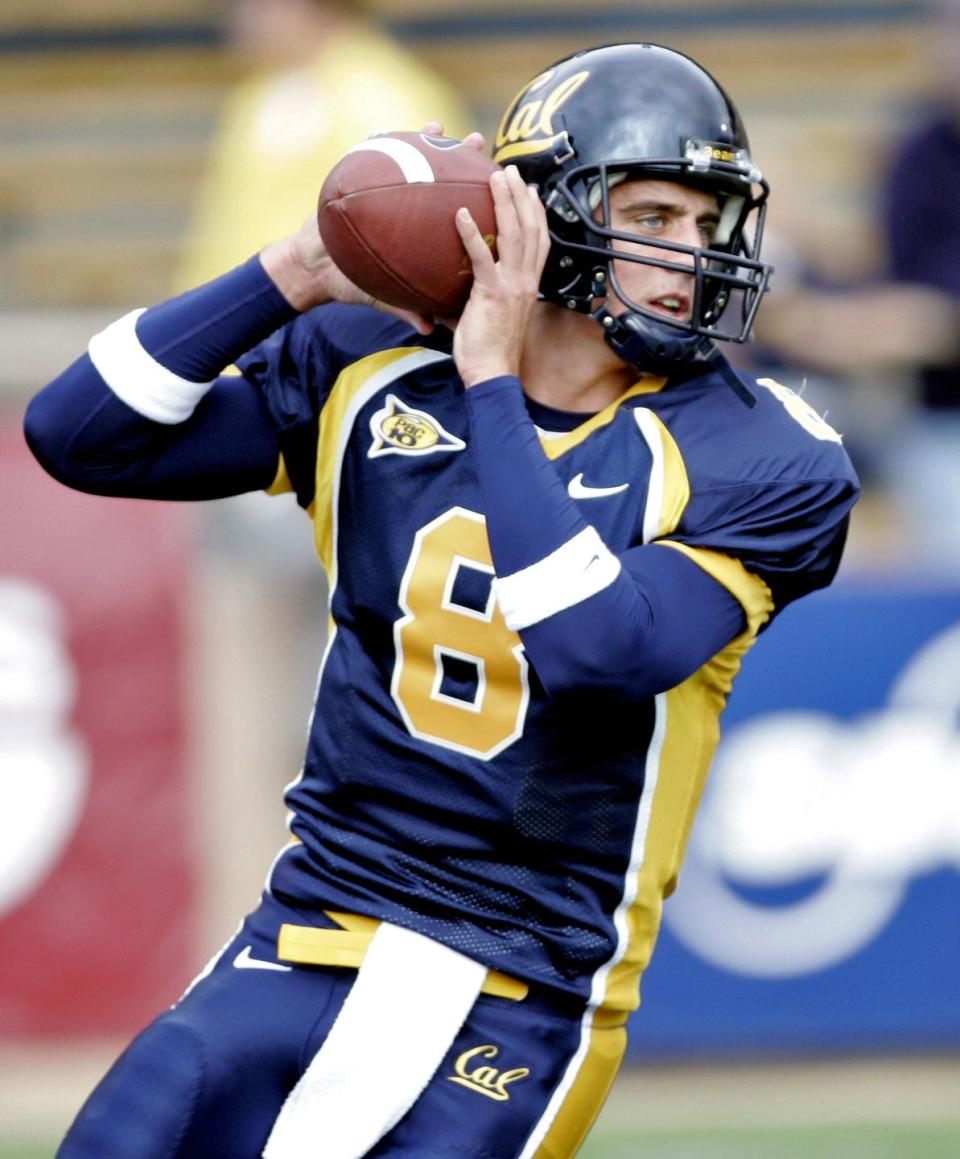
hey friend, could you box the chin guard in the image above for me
[594,307,710,375]
[595,307,758,406]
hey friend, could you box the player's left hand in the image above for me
[451,165,550,388]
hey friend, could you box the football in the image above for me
[317,131,500,316]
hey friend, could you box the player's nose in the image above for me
[668,219,704,261]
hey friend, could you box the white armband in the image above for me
[493,526,621,631]
[88,308,215,424]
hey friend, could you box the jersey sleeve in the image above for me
[24,256,297,501]
[640,366,862,621]
[666,448,860,617]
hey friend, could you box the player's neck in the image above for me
[520,302,637,413]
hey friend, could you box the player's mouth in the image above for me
[647,293,691,321]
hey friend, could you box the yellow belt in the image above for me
[277,911,529,1002]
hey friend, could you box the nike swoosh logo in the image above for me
[232,945,292,972]
[567,473,630,499]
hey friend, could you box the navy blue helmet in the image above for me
[493,43,773,372]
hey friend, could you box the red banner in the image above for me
[0,417,197,1035]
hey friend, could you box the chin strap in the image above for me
[594,306,707,374]
[593,306,756,406]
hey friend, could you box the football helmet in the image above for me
[492,43,773,373]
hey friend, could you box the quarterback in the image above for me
[26,43,858,1159]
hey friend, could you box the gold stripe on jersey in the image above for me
[656,541,775,636]
[530,1019,628,1159]
[635,410,691,540]
[600,610,766,1014]
[313,347,419,573]
[266,453,292,496]
[311,346,450,575]
[538,376,666,460]
[596,430,771,1015]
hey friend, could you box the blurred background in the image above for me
[1,1,959,1155]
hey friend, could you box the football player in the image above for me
[25,43,858,1159]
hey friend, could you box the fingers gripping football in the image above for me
[453,165,551,388]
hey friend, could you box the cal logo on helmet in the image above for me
[368,394,466,458]
[493,68,590,165]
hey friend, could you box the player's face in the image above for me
[601,179,721,324]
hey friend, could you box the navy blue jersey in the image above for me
[236,303,858,1013]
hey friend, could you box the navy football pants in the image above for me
[58,894,626,1158]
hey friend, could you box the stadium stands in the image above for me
[0,1,933,306]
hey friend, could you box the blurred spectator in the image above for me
[883,0,960,410]
[177,0,471,288]
[170,1,473,876]
[878,0,960,568]
[753,0,960,569]
[178,0,473,569]
[173,3,474,842]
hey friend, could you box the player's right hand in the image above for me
[259,215,435,334]
[452,165,550,387]
[259,120,484,333]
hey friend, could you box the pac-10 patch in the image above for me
[367,394,466,458]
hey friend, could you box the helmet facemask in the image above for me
[542,157,772,370]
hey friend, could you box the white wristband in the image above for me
[493,526,622,631]
[88,308,216,424]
